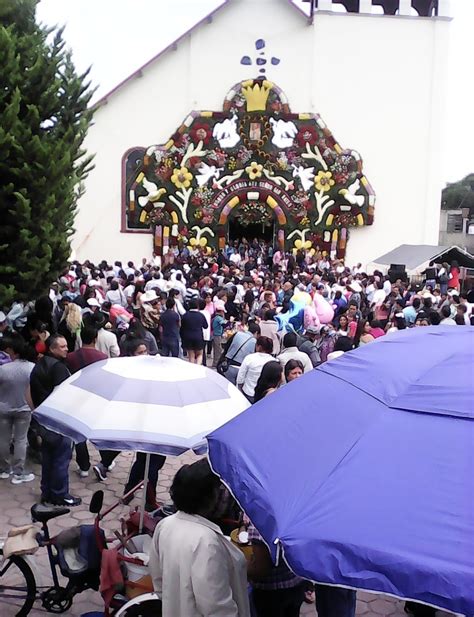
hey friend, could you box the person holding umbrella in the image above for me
[93,338,166,509]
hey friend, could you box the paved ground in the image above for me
[0,447,455,616]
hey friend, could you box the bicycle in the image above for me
[0,484,163,616]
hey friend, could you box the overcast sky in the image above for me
[36,0,473,184]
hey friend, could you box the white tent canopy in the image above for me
[368,244,474,275]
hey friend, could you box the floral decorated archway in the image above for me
[123,78,375,258]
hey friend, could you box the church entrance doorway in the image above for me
[228,220,274,244]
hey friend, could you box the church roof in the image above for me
[94,0,309,109]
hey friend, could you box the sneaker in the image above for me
[107,461,116,472]
[52,494,82,507]
[79,469,89,478]
[93,463,107,482]
[11,473,35,485]
[0,471,11,480]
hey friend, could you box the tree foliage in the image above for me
[0,0,94,305]
[441,173,474,214]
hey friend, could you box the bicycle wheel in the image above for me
[0,553,37,616]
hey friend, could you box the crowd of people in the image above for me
[0,238,471,617]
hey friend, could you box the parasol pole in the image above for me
[138,452,151,533]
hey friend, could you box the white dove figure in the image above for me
[196,162,223,187]
[338,178,365,208]
[212,114,240,148]
[270,118,298,148]
[138,178,166,206]
[292,165,315,192]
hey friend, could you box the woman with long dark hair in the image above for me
[253,361,283,402]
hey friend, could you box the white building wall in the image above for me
[72,0,450,268]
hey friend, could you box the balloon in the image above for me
[295,239,303,250]
[275,293,311,334]
[292,291,312,306]
[313,293,334,324]
[189,238,197,246]
[199,237,208,247]
[205,246,212,255]
[304,240,311,249]
[304,304,321,330]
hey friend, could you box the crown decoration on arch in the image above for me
[123,78,375,258]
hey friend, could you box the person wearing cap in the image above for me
[297,326,322,368]
[140,289,161,335]
[347,281,362,309]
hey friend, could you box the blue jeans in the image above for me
[161,339,179,358]
[225,365,239,385]
[314,584,356,617]
[41,434,73,501]
[0,411,32,475]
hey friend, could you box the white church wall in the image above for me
[72,0,450,268]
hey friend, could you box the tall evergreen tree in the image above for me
[0,0,94,305]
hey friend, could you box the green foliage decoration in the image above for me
[0,0,95,305]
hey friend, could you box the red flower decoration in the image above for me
[190,122,212,145]
[296,125,319,148]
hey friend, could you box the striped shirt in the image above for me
[247,524,303,590]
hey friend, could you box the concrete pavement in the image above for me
[0,447,454,616]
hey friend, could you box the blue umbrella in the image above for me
[207,326,474,614]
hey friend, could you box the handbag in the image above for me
[216,336,250,375]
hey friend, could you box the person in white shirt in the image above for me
[277,332,313,376]
[229,251,241,266]
[236,336,274,402]
[149,459,250,617]
[105,281,127,308]
[383,277,392,296]
[145,272,166,292]
[93,314,120,357]
[169,272,187,300]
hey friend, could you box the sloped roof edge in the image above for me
[93,0,310,110]
[371,243,474,270]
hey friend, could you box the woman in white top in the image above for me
[149,459,250,617]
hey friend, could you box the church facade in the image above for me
[72,0,451,267]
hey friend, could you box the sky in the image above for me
[36,0,473,184]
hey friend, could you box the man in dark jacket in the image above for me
[297,326,321,368]
[29,334,81,506]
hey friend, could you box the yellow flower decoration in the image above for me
[314,170,335,193]
[171,166,193,189]
[246,161,263,180]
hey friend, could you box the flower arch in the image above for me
[123,78,375,259]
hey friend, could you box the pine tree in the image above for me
[0,0,94,306]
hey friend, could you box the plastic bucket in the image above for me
[124,535,151,582]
